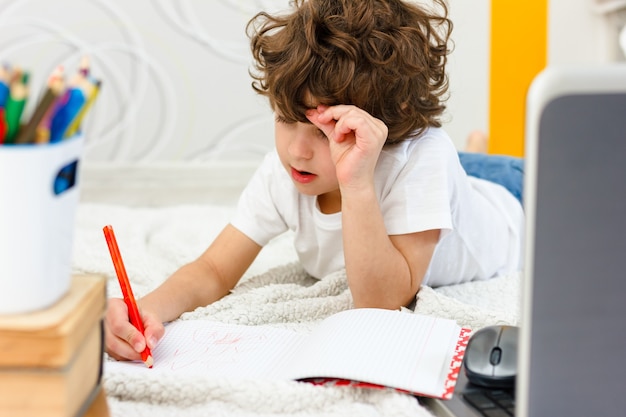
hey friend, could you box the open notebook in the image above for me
[106,308,469,399]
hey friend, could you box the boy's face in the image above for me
[274,113,340,205]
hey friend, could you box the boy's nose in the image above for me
[288,130,313,160]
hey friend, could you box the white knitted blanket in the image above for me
[72,203,521,417]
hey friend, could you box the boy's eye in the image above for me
[275,114,326,139]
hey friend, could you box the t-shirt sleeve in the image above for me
[230,152,289,246]
[379,136,458,235]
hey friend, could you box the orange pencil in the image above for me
[102,225,154,368]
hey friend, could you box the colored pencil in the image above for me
[48,86,85,143]
[0,65,9,108]
[4,71,29,144]
[14,66,65,144]
[78,55,90,77]
[102,225,154,368]
[35,71,70,144]
[0,108,6,144]
[64,77,100,138]
[0,65,9,143]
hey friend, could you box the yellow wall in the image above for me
[489,0,548,156]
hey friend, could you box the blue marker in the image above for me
[0,64,9,107]
[0,81,8,107]
[49,87,85,143]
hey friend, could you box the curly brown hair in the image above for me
[247,0,452,144]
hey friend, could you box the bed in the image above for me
[72,162,521,417]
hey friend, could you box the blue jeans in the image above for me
[458,152,524,206]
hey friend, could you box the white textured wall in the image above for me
[549,0,626,64]
[445,0,490,147]
[0,0,621,166]
[0,0,286,163]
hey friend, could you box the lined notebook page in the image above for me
[275,308,460,397]
[105,321,307,379]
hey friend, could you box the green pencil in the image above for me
[4,72,29,144]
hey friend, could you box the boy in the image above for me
[105,0,524,362]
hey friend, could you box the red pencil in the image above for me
[0,108,7,144]
[102,225,154,368]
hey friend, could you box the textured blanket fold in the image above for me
[73,203,519,417]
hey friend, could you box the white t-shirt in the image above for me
[231,127,524,287]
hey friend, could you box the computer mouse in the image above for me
[463,324,519,389]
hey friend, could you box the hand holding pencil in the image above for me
[103,225,155,368]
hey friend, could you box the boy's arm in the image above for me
[341,187,440,309]
[139,223,262,322]
[307,104,439,309]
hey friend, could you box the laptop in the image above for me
[421,64,626,417]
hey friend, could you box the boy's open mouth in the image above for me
[291,167,317,184]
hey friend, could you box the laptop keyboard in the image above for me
[463,388,516,417]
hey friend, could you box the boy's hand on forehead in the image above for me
[306,105,388,189]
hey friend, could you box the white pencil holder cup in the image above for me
[0,135,84,314]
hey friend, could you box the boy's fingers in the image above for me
[104,323,142,361]
[126,327,146,352]
[109,316,146,352]
[312,105,376,142]
[315,104,358,123]
[106,297,147,355]
[143,315,165,349]
[306,109,342,143]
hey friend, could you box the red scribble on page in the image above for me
[161,326,269,372]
